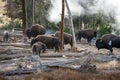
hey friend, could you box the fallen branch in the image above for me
[0,43,30,48]
[4,68,37,76]
[0,50,90,60]
[0,53,31,60]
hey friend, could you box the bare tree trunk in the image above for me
[22,0,27,42]
[22,0,26,35]
[65,0,77,51]
[29,0,33,27]
[60,0,65,51]
[79,15,83,30]
[32,0,34,25]
[25,0,28,28]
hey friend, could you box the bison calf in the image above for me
[76,29,97,44]
[96,34,120,55]
[32,42,46,57]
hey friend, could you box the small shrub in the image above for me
[3,18,22,29]
[64,27,71,34]
[97,25,112,37]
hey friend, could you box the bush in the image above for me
[3,18,22,29]
[64,27,71,34]
[97,25,112,37]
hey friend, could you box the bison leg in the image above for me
[42,44,46,53]
[107,41,114,55]
[107,46,113,55]
[42,48,46,53]
[77,36,82,42]
[39,51,41,58]
[55,45,60,52]
[87,38,92,45]
[70,42,73,48]
[108,51,113,55]
[32,51,36,55]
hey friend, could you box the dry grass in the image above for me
[0,76,6,80]
[24,68,120,80]
[96,60,120,70]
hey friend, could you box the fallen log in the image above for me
[0,43,30,48]
[42,58,78,67]
[0,53,31,60]
[4,68,37,76]
[46,56,96,72]
[40,51,90,58]
[0,50,90,61]
[0,48,12,55]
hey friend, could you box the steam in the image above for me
[47,0,84,23]
[47,0,120,30]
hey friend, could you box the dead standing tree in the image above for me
[65,0,77,51]
[22,0,27,42]
[60,0,65,51]
[32,0,35,25]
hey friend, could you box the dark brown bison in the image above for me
[32,42,47,57]
[96,34,120,55]
[76,29,97,44]
[3,30,10,42]
[26,24,46,39]
[31,35,60,52]
[54,31,73,48]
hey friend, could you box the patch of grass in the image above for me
[24,68,120,80]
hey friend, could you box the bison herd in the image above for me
[26,24,120,56]
[3,24,120,57]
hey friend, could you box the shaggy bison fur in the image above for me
[96,34,120,55]
[54,31,73,48]
[76,29,97,44]
[32,42,47,57]
[31,35,60,52]
[26,24,46,39]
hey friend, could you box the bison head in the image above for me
[26,29,31,39]
[31,38,38,46]
[96,38,106,50]
[94,31,97,38]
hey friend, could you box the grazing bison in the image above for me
[31,35,60,52]
[32,42,47,57]
[96,34,120,55]
[54,31,73,48]
[26,24,46,39]
[76,29,97,44]
[3,30,10,42]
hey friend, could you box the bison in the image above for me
[76,29,97,44]
[54,31,73,48]
[31,35,60,52]
[26,24,46,39]
[3,30,10,42]
[32,42,47,57]
[96,34,120,55]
